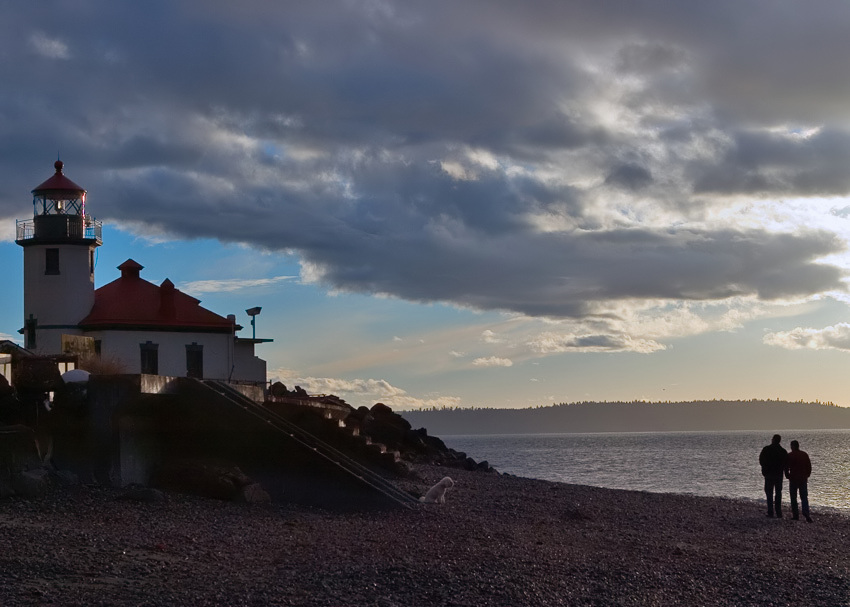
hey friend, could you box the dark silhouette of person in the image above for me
[785,440,813,523]
[759,434,788,518]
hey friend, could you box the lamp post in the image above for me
[246,307,262,339]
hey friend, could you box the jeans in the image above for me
[764,476,783,516]
[789,480,810,518]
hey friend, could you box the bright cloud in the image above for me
[268,368,461,409]
[472,356,514,367]
[481,330,504,344]
[764,323,850,352]
[179,275,295,295]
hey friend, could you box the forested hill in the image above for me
[399,400,850,435]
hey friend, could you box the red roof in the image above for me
[78,259,235,333]
[32,161,86,197]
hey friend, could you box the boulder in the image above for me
[153,460,264,502]
[12,468,50,498]
[237,483,271,504]
[269,382,288,398]
[0,425,43,472]
[363,403,412,450]
[51,469,79,486]
[118,485,168,503]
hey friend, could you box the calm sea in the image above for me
[443,430,850,512]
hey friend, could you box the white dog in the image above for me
[420,476,454,504]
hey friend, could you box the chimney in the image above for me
[159,278,176,318]
[118,259,143,279]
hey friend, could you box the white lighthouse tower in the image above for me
[15,160,103,354]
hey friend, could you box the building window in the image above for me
[25,316,37,349]
[45,248,60,275]
[186,343,203,379]
[140,341,159,375]
[94,340,102,356]
[89,250,94,275]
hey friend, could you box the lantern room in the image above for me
[16,160,102,245]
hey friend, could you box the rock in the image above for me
[237,483,271,503]
[0,425,43,473]
[13,468,51,498]
[269,382,288,397]
[118,485,168,503]
[51,469,79,486]
[364,403,413,450]
[392,461,413,477]
[154,460,260,502]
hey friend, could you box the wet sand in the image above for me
[1,465,848,606]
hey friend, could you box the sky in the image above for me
[3,1,850,410]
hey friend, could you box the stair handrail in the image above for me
[197,379,420,508]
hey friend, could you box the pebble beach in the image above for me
[1,465,849,606]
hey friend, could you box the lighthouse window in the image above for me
[139,342,159,375]
[45,249,60,275]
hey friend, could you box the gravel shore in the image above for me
[1,465,848,606]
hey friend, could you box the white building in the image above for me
[15,161,270,384]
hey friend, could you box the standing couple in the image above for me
[759,434,812,522]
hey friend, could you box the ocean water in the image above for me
[443,430,850,512]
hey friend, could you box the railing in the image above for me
[15,219,34,240]
[16,217,102,245]
[84,220,103,243]
[201,379,421,509]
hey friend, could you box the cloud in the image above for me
[472,356,513,368]
[268,368,460,409]
[29,32,70,60]
[179,275,295,295]
[481,330,504,344]
[1,1,849,329]
[528,332,666,354]
[764,323,850,352]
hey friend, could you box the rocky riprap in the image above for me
[345,401,494,473]
[267,384,495,476]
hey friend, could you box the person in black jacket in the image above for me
[759,434,788,518]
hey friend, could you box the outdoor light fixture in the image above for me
[246,307,262,339]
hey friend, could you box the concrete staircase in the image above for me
[198,380,419,509]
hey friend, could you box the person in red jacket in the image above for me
[785,440,813,523]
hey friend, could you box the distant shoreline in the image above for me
[401,399,850,435]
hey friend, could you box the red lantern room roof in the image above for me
[32,160,86,198]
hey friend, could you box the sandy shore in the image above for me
[1,465,848,606]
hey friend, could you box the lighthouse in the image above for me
[15,160,102,354]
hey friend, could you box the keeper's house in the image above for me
[14,160,270,384]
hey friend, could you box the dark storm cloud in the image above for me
[2,0,849,318]
[693,128,850,196]
[605,163,653,191]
